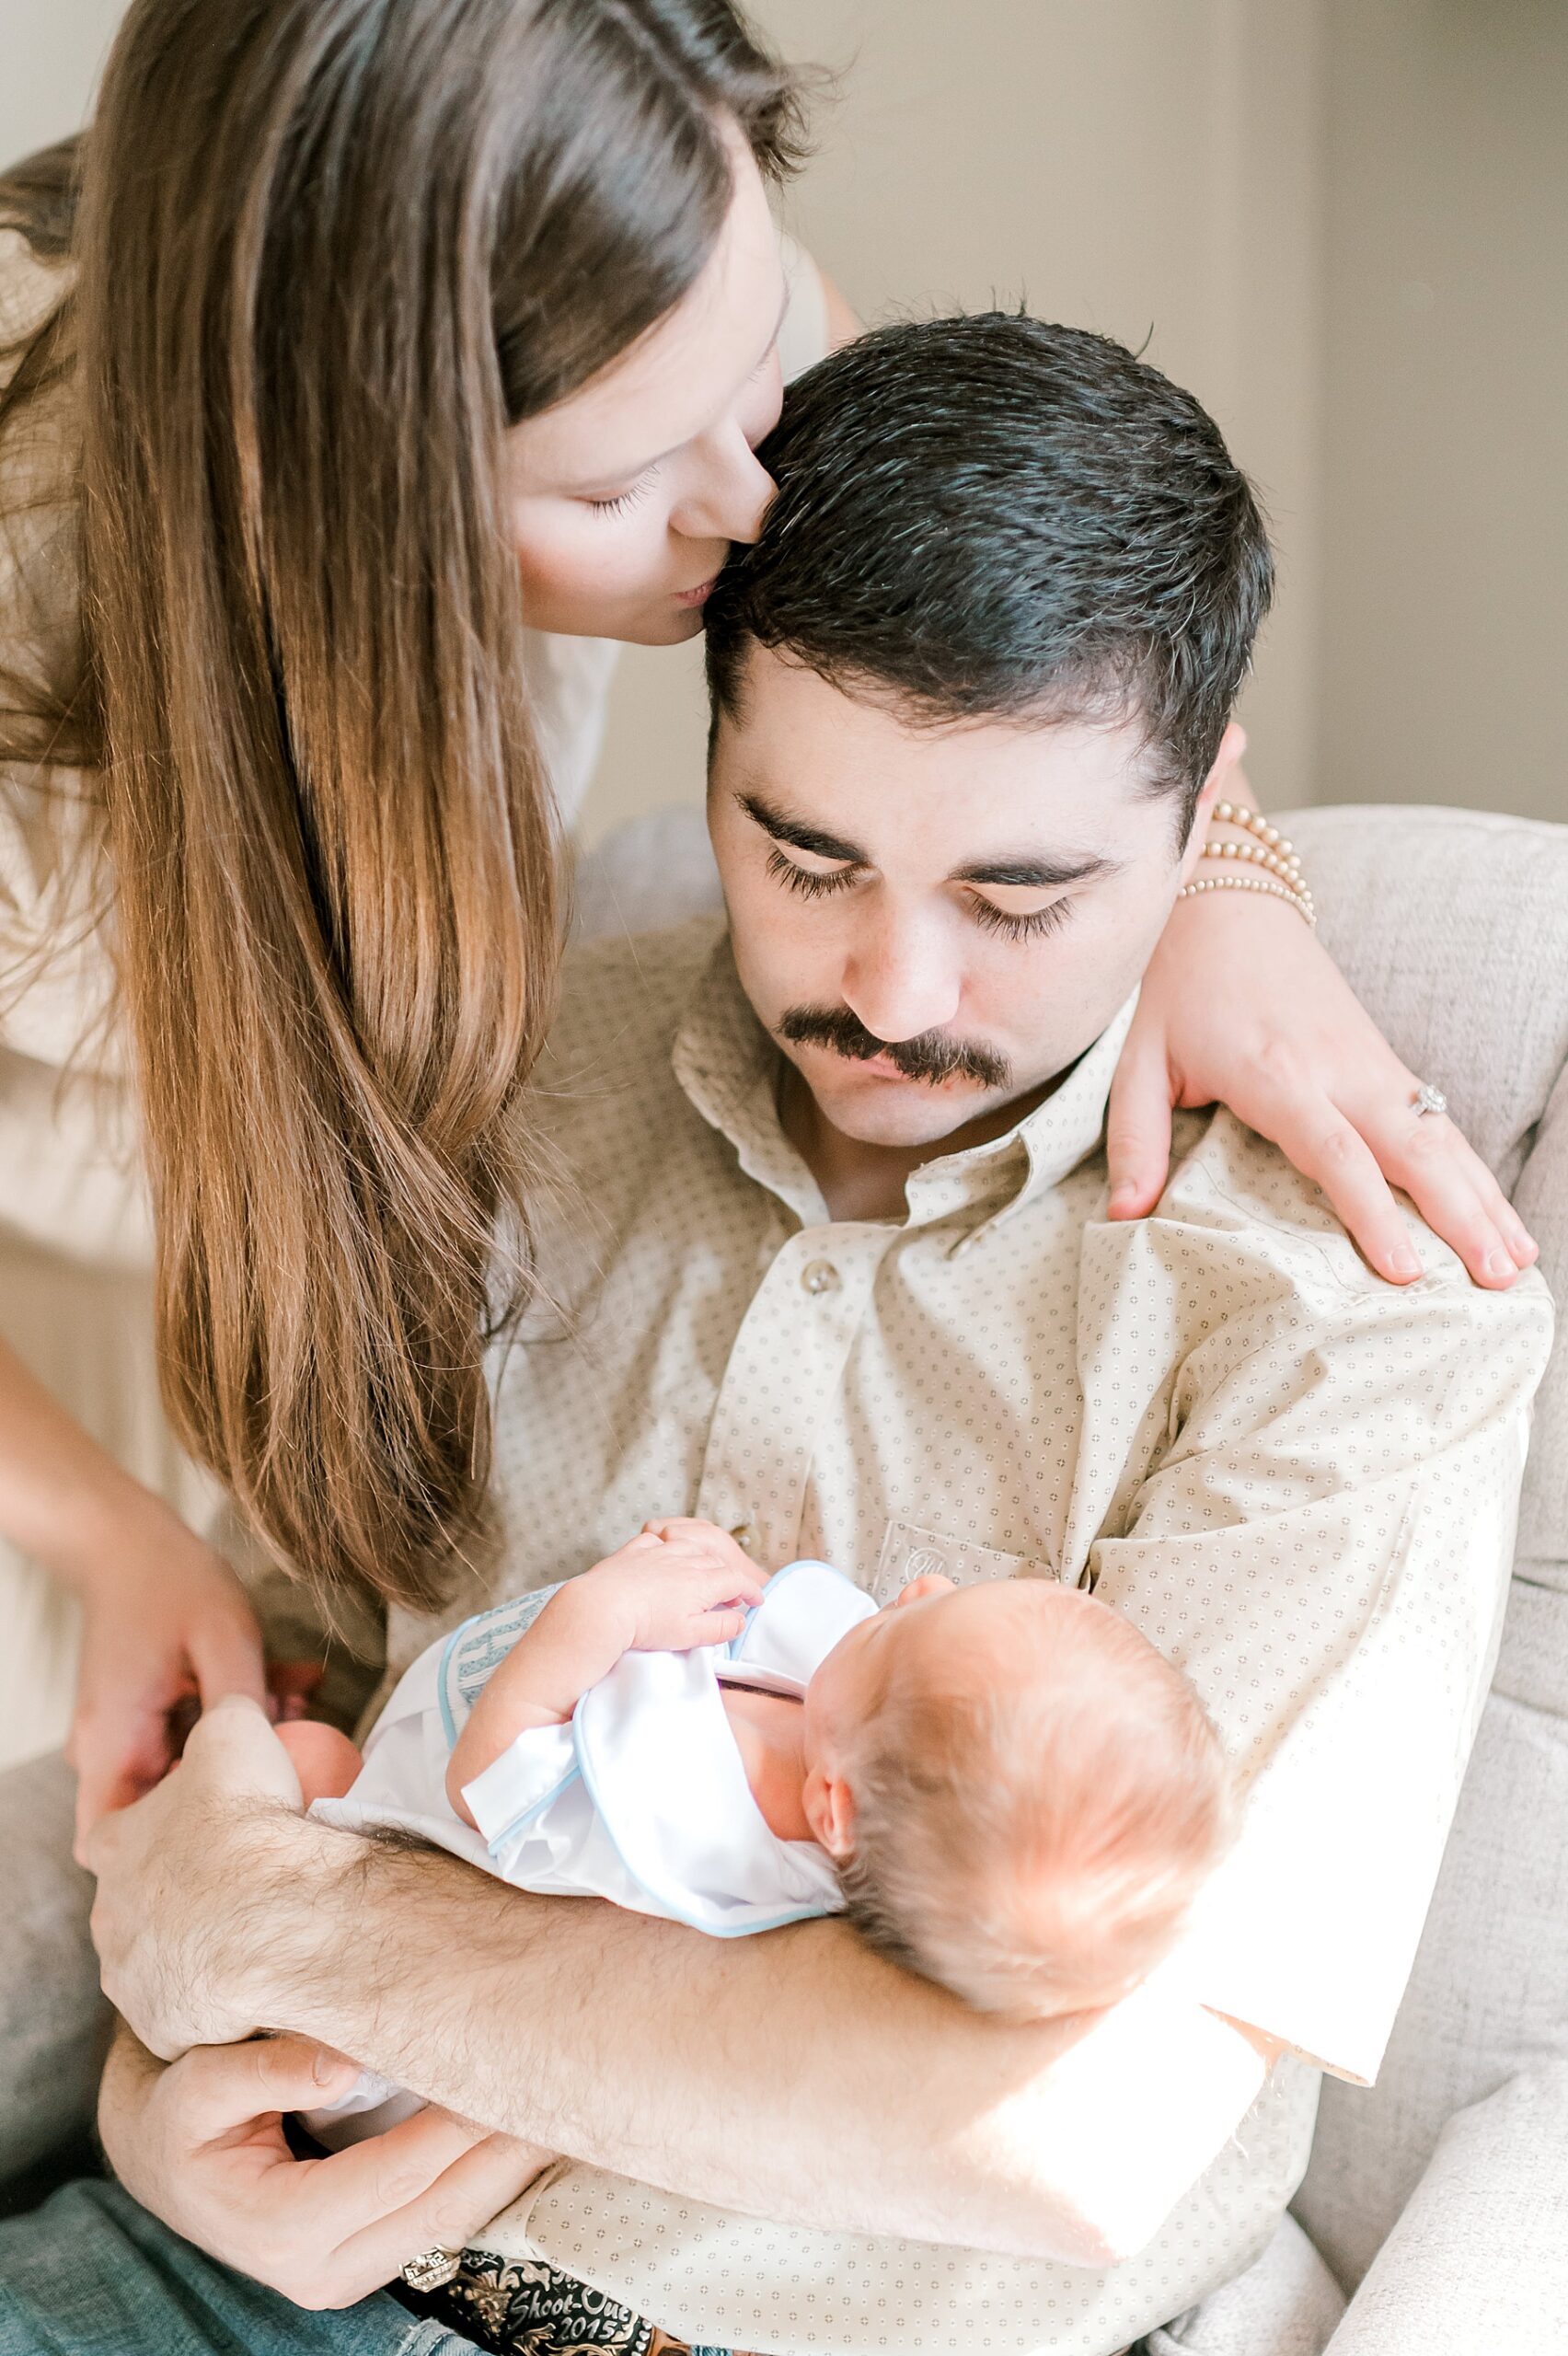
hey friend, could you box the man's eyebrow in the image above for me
[739,791,869,867]
[952,850,1124,888]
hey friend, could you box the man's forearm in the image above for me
[243,1813,1120,2256]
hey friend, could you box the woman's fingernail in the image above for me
[1486,1248,1515,1281]
[1390,1247,1421,1278]
[1109,1186,1137,1215]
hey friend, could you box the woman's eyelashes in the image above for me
[766,847,1071,940]
[588,466,661,518]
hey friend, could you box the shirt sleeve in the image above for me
[0,231,151,1265]
[1078,1140,1553,2085]
[463,1722,579,1855]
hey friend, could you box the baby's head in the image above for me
[801,1577,1231,2019]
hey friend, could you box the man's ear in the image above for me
[1180,722,1248,882]
[802,1764,857,1860]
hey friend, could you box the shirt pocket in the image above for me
[870,1518,1051,1606]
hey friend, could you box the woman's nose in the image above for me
[672,428,775,546]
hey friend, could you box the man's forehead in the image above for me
[711,651,1163,872]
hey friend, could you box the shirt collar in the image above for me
[671,930,1136,1236]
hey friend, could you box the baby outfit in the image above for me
[304,1558,871,2146]
[312,1556,876,1926]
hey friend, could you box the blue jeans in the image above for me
[0,2179,477,2356]
[0,2180,736,2356]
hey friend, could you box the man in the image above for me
[7,316,1551,2356]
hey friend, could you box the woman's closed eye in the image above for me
[587,465,662,517]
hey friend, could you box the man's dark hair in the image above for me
[705,312,1274,833]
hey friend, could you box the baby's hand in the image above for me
[589,1519,767,1654]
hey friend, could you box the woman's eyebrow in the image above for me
[739,790,867,866]
[952,851,1123,888]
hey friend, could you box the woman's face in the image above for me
[502,132,787,645]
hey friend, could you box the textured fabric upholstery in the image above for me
[1,805,1558,2353]
[1277,807,1568,2352]
[581,801,1568,2352]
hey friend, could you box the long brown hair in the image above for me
[0,1,802,1615]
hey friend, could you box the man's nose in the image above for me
[673,426,775,546]
[841,915,963,1044]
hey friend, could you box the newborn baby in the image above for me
[288,1518,1231,2096]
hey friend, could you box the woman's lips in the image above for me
[673,572,721,608]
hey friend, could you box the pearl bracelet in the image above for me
[1179,801,1317,927]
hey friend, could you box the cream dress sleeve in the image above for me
[0,228,240,1768]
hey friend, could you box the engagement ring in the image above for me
[1412,1081,1448,1118]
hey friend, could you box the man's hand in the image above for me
[98,2026,552,2311]
[85,1694,308,2057]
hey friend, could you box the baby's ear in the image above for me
[894,1573,955,1609]
[802,1766,857,1859]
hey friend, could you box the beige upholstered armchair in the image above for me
[1278,807,1568,2355]
[3,803,1564,2356]
[581,800,1568,2356]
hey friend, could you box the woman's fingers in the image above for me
[190,1605,270,1711]
[1242,1068,1537,1288]
[71,1692,174,1850]
[1243,1079,1427,1281]
[1351,1103,1536,1288]
[1104,1030,1177,1218]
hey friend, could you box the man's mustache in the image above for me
[777,1005,1012,1091]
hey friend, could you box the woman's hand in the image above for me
[98,2024,552,2311]
[1108,885,1539,1288]
[68,1526,270,1854]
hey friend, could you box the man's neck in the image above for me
[777,1060,1050,1223]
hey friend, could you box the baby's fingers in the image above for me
[688,1553,767,1608]
[687,1604,752,1646]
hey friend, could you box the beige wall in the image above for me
[587,0,1329,842]
[1317,0,1568,826]
[1,1,123,164]
[9,5,1564,836]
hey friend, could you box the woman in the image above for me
[0,0,1533,1854]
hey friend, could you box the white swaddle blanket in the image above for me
[304,1558,874,2140]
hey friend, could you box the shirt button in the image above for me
[729,1521,755,1550]
[801,1258,841,1296]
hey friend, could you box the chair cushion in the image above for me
[1281,806,1568,2287]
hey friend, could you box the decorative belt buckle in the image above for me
[400,2246,464,2292]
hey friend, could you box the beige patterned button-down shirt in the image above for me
[384,918,1551,2356]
